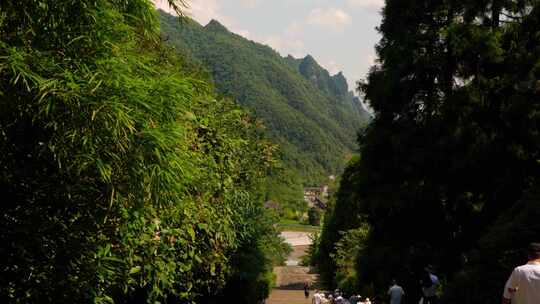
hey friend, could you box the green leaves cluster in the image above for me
[316,0,540,302]
[0,0,287,303]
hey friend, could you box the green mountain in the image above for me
[159,12,370,186]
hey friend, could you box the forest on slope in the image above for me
[0,1,290,303]
[158,12,371,214]
[312,1,540,303]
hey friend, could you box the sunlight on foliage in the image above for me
[0,0,288,303]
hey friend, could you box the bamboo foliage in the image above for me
[0,0,286,303]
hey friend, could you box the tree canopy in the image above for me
[315,0,540,302]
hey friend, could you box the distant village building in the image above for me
[312,197,327,210]
[303,186,328,210]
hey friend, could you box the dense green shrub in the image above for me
[0,1,287,303]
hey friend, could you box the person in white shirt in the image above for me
[388,279,405,304]
[312,290,322,304]
[502,243,540,304]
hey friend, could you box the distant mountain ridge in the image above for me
[159,12,370,184]
[285,54,369,122]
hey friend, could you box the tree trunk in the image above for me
[492,0,502,28]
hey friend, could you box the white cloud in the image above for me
[154,0,176,14]
[306,8,352,31]
[153,0,222,23]
[262,35,305,58]
[252,20,305,57]
[154,0,301,55]
[186,0,229,26]
[235,29,252,39]
[321,60,342,75]
[363,53,377,67]
[285,21,303,37]
[154,0,380,86]
[153,0,251,39]
[240,0,261,8]
[346,0,385,11]
[350,75,361,90]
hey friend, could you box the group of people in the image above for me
[387,243,540,304]
[387,242,540,304]
[303,243,540,304]
[305,273,428,304]
[384,272,438,304]
[310,289,375,304]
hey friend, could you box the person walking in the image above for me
[502,243,540,304]
[304,281,310,299]
[313,290,322,304]
[349,294,360,304]
[421,266,439,304]
[388,279,405,304]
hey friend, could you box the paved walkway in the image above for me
[267,231,319,304]
[266,289,314,304]
[286,245,309,266]
[273,265,318,289]
[280,231,313,246]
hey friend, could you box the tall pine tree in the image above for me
[316,1,540,301]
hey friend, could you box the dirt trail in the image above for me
[267,231,319,304]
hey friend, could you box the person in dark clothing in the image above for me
[304,281,310,299]
[421,266,439,304]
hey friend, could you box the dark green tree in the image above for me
[316,0,540,301]
[308,207,322,226]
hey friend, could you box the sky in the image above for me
[154,0,384,91]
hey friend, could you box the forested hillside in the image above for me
[0,1,289,303]
[314,1,540,303]
[159,12,370,188]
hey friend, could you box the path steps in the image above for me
[267,231,320,304]
[274,266,318,289]
[267,266,319,304]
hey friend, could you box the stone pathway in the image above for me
[280,231,313,247]
[286,245,309,266]
[266,289,314,304]
[267,231,319,304]
[273,265,318,289]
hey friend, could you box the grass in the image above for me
[277,219,321,233]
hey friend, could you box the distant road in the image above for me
[280,231,313,247]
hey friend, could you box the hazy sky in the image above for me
[154,0,384,91]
